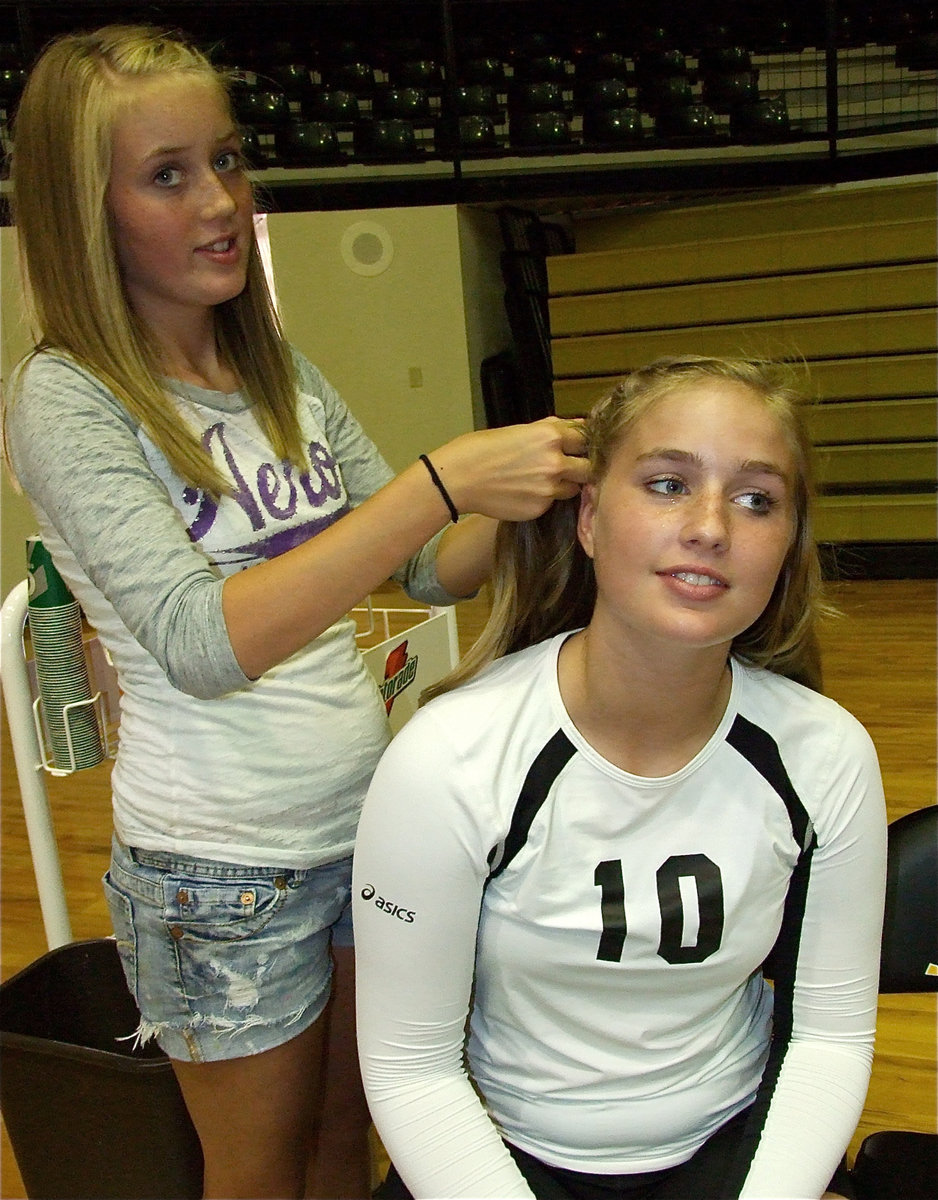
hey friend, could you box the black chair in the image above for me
[578,77,631,111]
[232,87,291,130]
[701,69,759,114]
[445,86,502,152]
[303,87,360,125]
[573,50,630,87]
[384,37,432,71]
[513,54,568,84]
[322,59,376,95]
[507,80,571,149]
[635,45,687,79]
[637,72,693,116]
[501,248,548,300]
[274,119,342,166]
[508,80,566,113]
[453,84,501,117]
[697,45,753,77]
[656,101,717,141]
[509,110,572,149]
[444,114,498,152]
[877,805,937,992]
[266,61,314,102]
[460,56,505,86]
[394,59,444,90]
[730,95,791,143]
[373,86,432,121]
[584,104,643,146]
[851,805,938,1200]
[353,118,419,160]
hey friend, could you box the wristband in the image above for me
[419,454,459,523]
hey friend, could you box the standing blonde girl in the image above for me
[354,357,887,1200]
[4,26,588,1199]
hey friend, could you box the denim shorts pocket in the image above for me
[102,870,139,996]
[161,875,289,944]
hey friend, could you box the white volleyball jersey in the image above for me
[354,635,886,1199]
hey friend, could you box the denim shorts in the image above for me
[102,836,353,1063]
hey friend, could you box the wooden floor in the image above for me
[1,579,935,1197]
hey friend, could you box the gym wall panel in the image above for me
[551,310,936,376]
[548,217,936,296]
[814,443,937,487]
[805,398,937,444]
[570,178,937,254]
[554,355,938,418]
[551,176,938,546]
[549,264,936,337]
[815,494,937,542]
[807,353,936,400]
[553,375,620,415]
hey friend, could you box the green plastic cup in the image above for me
[26,537,105,772]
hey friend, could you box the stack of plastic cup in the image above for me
[26,536,104,772]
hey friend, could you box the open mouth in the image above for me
[200,237,235,253]
[669,571,727,588]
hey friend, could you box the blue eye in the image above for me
[215,149,243,172]
[737,491,775,514]
[153,165,183,187]
[648,477,687,497]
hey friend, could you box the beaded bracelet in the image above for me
[419,454,459,523]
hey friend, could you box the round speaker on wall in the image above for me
[340,220,394,276]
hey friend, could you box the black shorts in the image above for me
[375,1106,857,1200]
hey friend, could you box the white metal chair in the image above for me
[0,580,119,950]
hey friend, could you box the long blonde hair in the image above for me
[5,24,303,495]
[426,356,829,701]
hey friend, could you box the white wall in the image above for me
[269,204,492,473]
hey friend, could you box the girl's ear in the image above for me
[577,483,598,560]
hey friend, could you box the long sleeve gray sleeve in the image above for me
[6,353,246,697]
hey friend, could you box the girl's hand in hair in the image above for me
[223,416,588,679]
[430,416,590,523]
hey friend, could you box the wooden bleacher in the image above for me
[548,177,937,549]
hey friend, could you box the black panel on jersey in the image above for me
[487,729,577,879]
[721,714,819,1198]
[726,715,814,853]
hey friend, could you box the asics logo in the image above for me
[360,885,416,922]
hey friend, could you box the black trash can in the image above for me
[0,938,203,1199]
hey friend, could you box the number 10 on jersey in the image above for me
[594,854,725,965]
